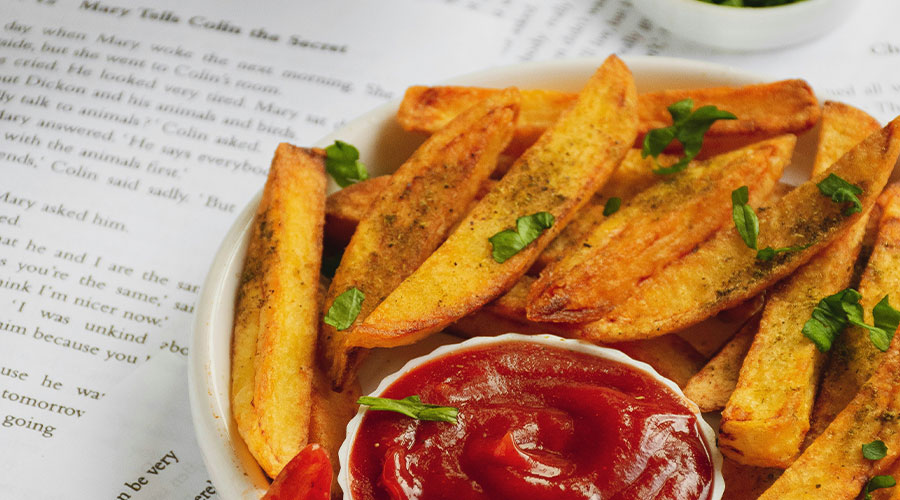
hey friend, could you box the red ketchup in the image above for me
[349,341,713,500]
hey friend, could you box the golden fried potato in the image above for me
[807,184,900,444]
[321,89,520,387]
[719,214,868,467]
[308,369,359,498]
[324,175,391,248]
[578,117,900,342]
[398,79,820,151]
[347,55,638,350]
[717,101,882,468]
[757,332,900,500]
[722,458,782,500]
[232,144,327,477]
[683,315,759,413]
[528,136,795,323]
[533,149,680,271]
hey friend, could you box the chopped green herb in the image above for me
[323,287,364,331]
[357,395,459,424]
[489,212,555,263]
[803,289,900,352]
[865,475,896,500]
[603,197,622,216]
[863,440,888,460]
[817,173,863,215]
[698,0,805,6]
[756,244,810,262]
[641,98,736,175]
[731,186,758,250]
[325,140,369,187]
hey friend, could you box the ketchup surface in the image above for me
[349,342,713,500]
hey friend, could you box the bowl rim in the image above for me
[187,55,774,500]
[337,332,725,500]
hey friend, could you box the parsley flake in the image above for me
[803,289,900,353]
[863,440,888,460]
[817,173,863,215]
[731,186,758,250]
[489,212,555,263]
[641,98,737,175]
[323,287,364,331]
[357,395,459,424]
[325,140,369,187]
[603,197,622,216]
[866,475,896,500]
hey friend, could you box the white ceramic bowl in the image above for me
[188,56,814,499]
[338,333,724,500]
[632,0,859,51]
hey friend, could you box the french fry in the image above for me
[471,276,704,388]
[308,368,359,498]
[231,144,327,477]
[722,458,782,500]
[719,214,869,467]
[676,294,765,359]
[812,101,882,175]
[320,89,520,387]
[324,175,391,248]
[528,136,795,323]
[577,117,900,342]
[807,184,900,444]
[534,149,679,271]
[757,332,900,500]
[398,79,820,151]
[347,55,638,350]
[683,315,760,413]
[717,105,882,468]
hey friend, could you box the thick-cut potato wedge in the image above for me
[683,315,759,413]
[757,333,900,500]
[578,117,900,342]
[320,89,519,387]
[347,56,638,350]
[467,276,704,388]
[325,177,497,249]
[324,175,391,248]
[308,368,359,498]
[722,458,782,500]
[398,79,820,150]
[534,149,679,271]
[232,144,327,477]
[719,214,868,468]
[528,136,795,323]
[807,185,900,444]
[677,294,765,359]
[813,101,882,175]
[718,102,882,468]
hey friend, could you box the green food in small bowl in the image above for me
[698,0,805,6]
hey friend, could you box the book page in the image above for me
[0,0,508,494]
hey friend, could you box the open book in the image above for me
[3,0,899,497]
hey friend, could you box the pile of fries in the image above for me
[231,55,900,499]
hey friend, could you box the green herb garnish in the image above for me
[698,0,805,6]
[731,186,758,250]
[325,140,369,187]
[865,475,896,500]
[863,440,888,461]
[603,197,622,216]
[802,289,900,353]
[817,173,863,215]
[642,98,737,175]
[357,395,459,424]
[489,212,555,263]
[323,287,364,331]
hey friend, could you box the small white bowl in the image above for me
[631,0,859,51]
[338,333,724,500]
